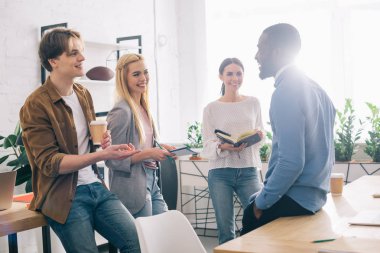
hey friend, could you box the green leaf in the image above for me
[7,159,20,168]
[0,155,9,164]
[14,165,32,186]
[3,134,17,148]
[186,121,203,148]
[334,98,362,161]
[18,150,30,166]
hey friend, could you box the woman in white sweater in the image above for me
[201,58,264,244]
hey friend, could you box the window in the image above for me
[205,0,380,136]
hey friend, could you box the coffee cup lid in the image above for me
[90,120,107,125]
[331,173,344,178]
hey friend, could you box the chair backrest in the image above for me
[135,210,207,253]
[158,157,178,210]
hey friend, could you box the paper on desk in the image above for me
[349,210,380,226]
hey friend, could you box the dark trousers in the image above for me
[241,195,314,235]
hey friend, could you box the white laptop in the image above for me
[0,170,17,210]
[349,210,380,226]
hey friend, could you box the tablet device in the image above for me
[169,147,198,156]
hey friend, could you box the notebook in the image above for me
[349,210,380,226]
[0,170,17,211]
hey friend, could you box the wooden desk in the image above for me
[0,202,51,253]
[214,175,380,253]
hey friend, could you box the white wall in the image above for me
[0,0,208,146]
[0,0,154,134]
[0,0,199,250]
[177,0,208,140]
[151,0,208,143]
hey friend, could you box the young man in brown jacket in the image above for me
[20,27,141,253]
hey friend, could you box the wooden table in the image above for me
[0,202,50,253]
[214,175,380,253]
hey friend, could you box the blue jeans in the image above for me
[133,168,168,218]
[46,182,140,253]
[208,167,262,244]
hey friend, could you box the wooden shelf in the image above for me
[76,79,115,86]
[84,40,141,51]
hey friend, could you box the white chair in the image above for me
[135,210,207,253]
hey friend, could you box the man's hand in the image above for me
[253,203,263,219]
[103,143,140,160]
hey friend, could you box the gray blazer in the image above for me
[105,100,147,214]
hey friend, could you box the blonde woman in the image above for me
[106,53,175,218]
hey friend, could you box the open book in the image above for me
[215,129,261,147]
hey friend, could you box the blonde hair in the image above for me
[115,53,157,144]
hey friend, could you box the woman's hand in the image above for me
[161,143,176,151]
[103,143,140,160]
[256,130,265,140]
[161,144,178,160]
[149,147,175,161]
[219,143,247,152]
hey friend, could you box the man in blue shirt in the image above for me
[241,23,336,234]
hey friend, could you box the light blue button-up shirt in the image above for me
[253,66,336,212]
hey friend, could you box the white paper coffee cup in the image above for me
[89,120,107,145]
[330,173,344,196]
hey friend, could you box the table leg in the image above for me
[42,225,51,253]
[8,233,18,253]
[346,163,351,184]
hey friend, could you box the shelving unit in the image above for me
[84,40,141,51]
[79,37,142,116]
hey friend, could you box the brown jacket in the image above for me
[20,77,100,224]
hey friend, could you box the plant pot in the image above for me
[189,148,203,160]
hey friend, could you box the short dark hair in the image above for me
[39,27,81,72]
[219,58,245,95]
[263,23,301,54]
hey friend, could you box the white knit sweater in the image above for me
[201,96,264,171]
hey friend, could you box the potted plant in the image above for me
[260,131,272,162]
[185,121,203,159]
[0,123,32,192]
[334,98,363,162]
[364,102,380,162]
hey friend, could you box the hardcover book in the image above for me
[215,129,261,147]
